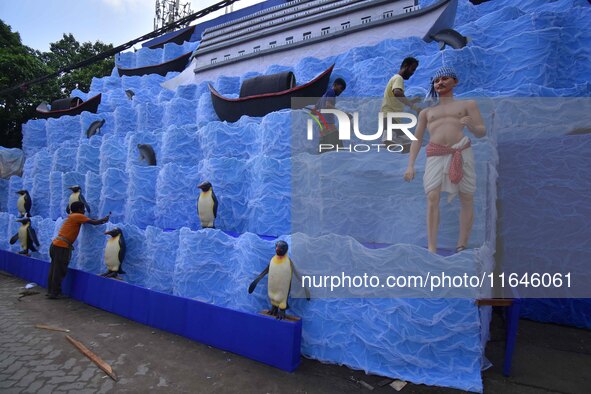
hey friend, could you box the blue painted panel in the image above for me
[0,250,302,372]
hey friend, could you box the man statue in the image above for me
[403,67,486,253]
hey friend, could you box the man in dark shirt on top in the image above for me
[315,78,347,152]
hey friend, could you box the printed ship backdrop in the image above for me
[1,0,590,392]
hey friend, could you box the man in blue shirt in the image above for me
[315,78,347,152]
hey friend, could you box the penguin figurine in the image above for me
[16,190,32,217]
[102,228,126,278]
[248,241,310,320]
[66,185,91,214]
[197,181,218,229]
[9,218,40,255]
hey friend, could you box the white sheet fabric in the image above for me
[423,136,476,202]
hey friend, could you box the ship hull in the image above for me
[117,52,192,77]
[210,65,334,122]
[162,0,457,90]
[36,94,102,119]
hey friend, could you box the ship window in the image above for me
[286,36,293,44]
[254,45,261,52]
[383,10,393,18]
[361,16,371,24]
[321,27,330,35]
[341,21,350,29]
[238,50,245,56]
[269,40,276,48]
[303,32,311,40]
[404,5,413,13]
[224,54,230,60]
[211,58,217,64]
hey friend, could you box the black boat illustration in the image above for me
[209,64,334,122]
[117,52,193,77]
[36,94,102,119]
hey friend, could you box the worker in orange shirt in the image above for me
[47,201,110,299]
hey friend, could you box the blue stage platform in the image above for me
[0,249,302,372]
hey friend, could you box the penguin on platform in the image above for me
[197,181,218,229]
[66,185,91,214]
[248,240,310,320]
[102,228,126,278]
[9,218,40,255]
[16,190,32,217]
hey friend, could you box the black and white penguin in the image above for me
[9,218,40,255]
[197,181,218,229]
[66,185,91,214]
[102,228,126,278]
[248,241,310,320]
[16,190,32,217]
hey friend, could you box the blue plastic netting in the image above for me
[2,0,591,392]
[76,139,101,174]
[99,168,128,223]
[155,163,200,230]
[21,119,47,158]
[125,165,159,229]
[143,226,180,293]
[49,171,63,220]
[160,124,202,166]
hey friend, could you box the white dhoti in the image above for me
[423,136,476,202]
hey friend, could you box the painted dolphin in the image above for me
[86,119,105,138]
[430,29,470,50]
[137,144,157,166]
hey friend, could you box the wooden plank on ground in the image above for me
[35,324,70,333]
[65,335,118,381]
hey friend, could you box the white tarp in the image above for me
[0,147,25,179]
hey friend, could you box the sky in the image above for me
[0,0,262,52]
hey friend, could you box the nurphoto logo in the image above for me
[306,109,418,153]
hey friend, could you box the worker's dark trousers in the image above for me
[319,126,342,153]
[47,244,72,296]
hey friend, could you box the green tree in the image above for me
[0,22,115,149]
[0,20,60,148]
[41,33,114,95]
